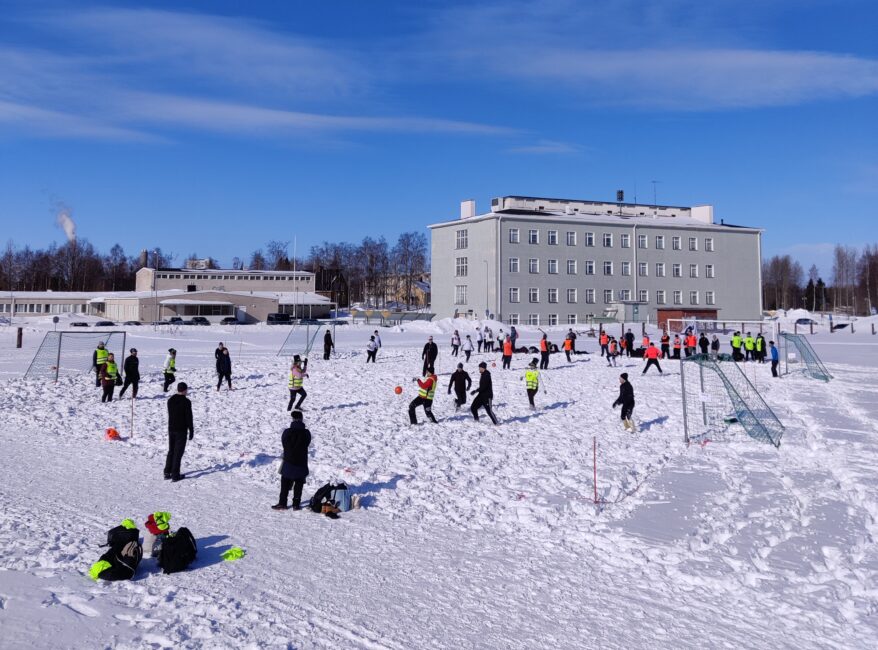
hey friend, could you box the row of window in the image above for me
[452,286,714,306]
[454,229,715,252]
[155,273,309,282]
[506,314,579,326]
[455,257,715,279]
[0,303,88,313]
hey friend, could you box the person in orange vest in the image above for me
[641,334,650,350]
[642,343,663,375]
[606,337,619,367]
[562,335,574,362]
[673,335,682,359]
[501,337,513,369]
[599,330,609,357]
[660,331,670,359]
[685,332,697,358]
[409,371,438,424]
[539,333,550,369]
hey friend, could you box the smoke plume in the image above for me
[56,205,76,243]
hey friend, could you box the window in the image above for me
[509,288,520,303]
[585,288,595,304]
[621,261,631,276]
[528,314,540,325]
[637,234,648,249]
[619,289,632,301]
[508,314,520,325]
[602,233,613,247]
[690,290,699,305]
[638,262,648,277]
[706,291,716,305]
[548,288,558,303]
[509,228,520,244]
[509,257,519,273]
[567,260,577,274]
[585,260,595,275]
[548,314,558,326]
[529,258,539,273]
[529,288,540,303]
[673,290,682,305]
[656,263,666,277]
[548,259,558,274]
[705,237,715,252]
[567,288,578,303]
[638,289,649,302]
[585,232,595,247]
[454,285,468,305]
[656,290,666,305]
[689,237,698,251]
[455,229,468,249]
[706,264,715,279]
[672,263,682,278]
[566,231,577,246]
[603,261,613,276]
[528,229,539,244]
[548,230,558,245]
[603,289,614,304]
[672,236,681,250]
[689,264,699,278]
[567,314,578,324]
[455,257,468,277]
[620,233,631,248]
[655,235,665,250]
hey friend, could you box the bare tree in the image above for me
[265,240,291,271]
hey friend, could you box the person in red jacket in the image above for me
[539,334,550,369]
[642,343,663,375]
[685,332,698,357]
[409,371,438,424]
[660,332,670,359]
[599,330,609,357]
[673,335,682,359]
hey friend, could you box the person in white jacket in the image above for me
[462,335,474,362]
[366,336,378,363]
[373,330,382,348]
[450,330,461,357]
[476,327,484,353]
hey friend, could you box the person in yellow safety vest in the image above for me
[744,332,756,361]
[409,371,438,424]
[730,332,743,361]
[522,358,541,410]
[101,353,119,403]
[287,355,309,411]
[755,334,766,363]
[93,342,109,387]
[163,348,177,392]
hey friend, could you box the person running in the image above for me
[366,336,378,363]
[698,333,710,355]
[673,335,682,359]
[522,358,541,410]
[563,335,573,362]
[770,341,780,377]
[462,335,474,362]
[323,329,334,360]
[216,348,232,391]
[599,330,609,357]
[642,343,663,375]
[539,333,551,369]
[422,336,438,375]
[501,337,513,370]
[476,327,484,353]
[612,373,636,432]
[660,331,671,359]
[470,362,498,424]
[568,328,577,353]
[100,353,119,403]
[287,355,309,411]
[607,337,619,367]
[273,410,311,511]
[409,370,438,424]
[93,342,108,387]
[119,348,139,399]
[448,363,472,410]
[450,330,461,357]
[625,329,635,357]
[710,335,720,360]
[164,382,193,482]
[162,348,177,392]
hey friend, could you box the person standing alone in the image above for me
[273,410,311,510]
[323,329,334,360]
[612,373,636,432]
[216,348,232,391]
[164,382,193,482]
[770,341,780,377]
[366,336,378,363]
[422,336,438,375]
[118,348,139,399]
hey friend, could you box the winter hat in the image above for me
[130,348,137,353]
[169,348,176,353]
[177,382,188,392]
[478,362,488,369]
[293,354,301,362]
[457,363,464,369]
[620,373,629,380]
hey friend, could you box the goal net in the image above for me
[25,331,127,382]
[277,322,328,358]
[779,332,832,382]
[665,318,778,340]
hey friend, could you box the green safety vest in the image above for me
[104,362,118,381]
[418,377,437,400]
[96,348,108,365]
[756,338,763,352]
[165,357,176,374]
[525,368,539,390]
[288,370,303,389]
[731,335,742,348]
[744,337,755,350]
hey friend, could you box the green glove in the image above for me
[221,547,246,562]
[89,560,112,581]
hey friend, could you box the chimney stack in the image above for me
[460,199,476,220]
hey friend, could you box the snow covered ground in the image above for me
[1,315,877,649]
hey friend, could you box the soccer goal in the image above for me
[779,332,832,382]
[680,354,785,448]
[25,331,127,382]
[665,318,779,340]
[277,322,330,357]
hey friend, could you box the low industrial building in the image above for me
[135,266,315,294]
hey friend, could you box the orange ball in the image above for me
[394,386,403,394]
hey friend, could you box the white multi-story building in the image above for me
[429,195,763,326]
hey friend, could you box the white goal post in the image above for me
[25,331,127,382]
[665,318,779,341]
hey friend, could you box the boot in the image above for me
[272,503,289,511]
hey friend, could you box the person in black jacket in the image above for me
[323,329,334,360]
[216,348,232,391]
[215,342,226,361]
[273,410,312,510]
[164,382,194,482]
[624,330,635,358]
[612,373,636,432]
[699,333,710,355]
[470,362,499,424]
[118,348,140,399]
[448,363,472,410]
[422,336,438,375]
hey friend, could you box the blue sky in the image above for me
[1,0,876,277]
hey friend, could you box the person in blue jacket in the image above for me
[769,341,780,378]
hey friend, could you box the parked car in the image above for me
[191,317,211,326]
[70,322,90,327]
[795,318,818,326]
[168,317,184,324]
[267,313,292,324]
[123,320,142,326]
[181,319,195,325]
[95,321,116,327]
[220,316,239,325]
[298,318,321,325]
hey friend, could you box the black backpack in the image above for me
[95,541,143,581]
[104,524,140,549]
[158,527,197,574]
[309,483,335,513]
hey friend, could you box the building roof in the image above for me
[143,267,314,276]
[160,299,234,306]
[5,289,332,305]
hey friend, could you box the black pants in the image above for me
[279,477,304,508]
[570,340,576,352]
[163,373,175,392]
[164,430,188,479]
[526,388,537,407]
[565,350,571,362]
[452,388,467,408]
[477,341,483,352]
[600,344,608,357]
[451,345,459,357]
[540,352,549,369]
[626,345,632,357]
[367,350,377,363]
[95,365,104,387]
[324,345,332,360]
[661,344,670,359]
[409,397,437,424]
[101,383,115,402]
[620,404,634,421]
[771,360,779,377]
[119,377,138,398]
[464,350,471,362]
[745,349,753,361]
[643,359,663,374]
[288,388,306,411]
[673,348,681,359]
[471,395,498,424]
[502,355,511,369]
[217,372,231,390]
[423,358,436,375]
